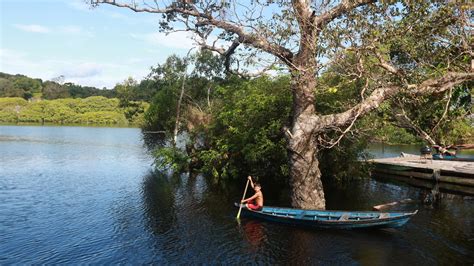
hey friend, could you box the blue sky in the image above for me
[0,0,195,89]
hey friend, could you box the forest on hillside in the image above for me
[0,72,152,126]
[0,96,148,126]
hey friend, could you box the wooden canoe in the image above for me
[432,154,474,162]
[235,203,417,229]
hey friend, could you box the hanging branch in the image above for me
[430,87,454,135]
[393,105,437,145]
[173,48,195,146]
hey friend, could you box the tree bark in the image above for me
[288,129,326,210]
[173,70,186,146]
[287,50,326,209]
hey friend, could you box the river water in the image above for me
[1,125,473,264]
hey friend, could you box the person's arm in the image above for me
[242,193,258,203]
[248,175,254,189]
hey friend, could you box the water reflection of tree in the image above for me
[141,170,181,235]
[141,131,167,153]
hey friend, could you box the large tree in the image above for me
[91,0,473,209]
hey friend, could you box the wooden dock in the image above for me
[370,156,474,196]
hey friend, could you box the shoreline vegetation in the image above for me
[0,97,148,127]
[0,122,141,128]
[0,72,152,127]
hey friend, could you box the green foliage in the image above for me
[0,97,27,109]
[115,77,138,107]
[357,102,421,144]
[79,111,127,125]
[123,101,150,125]
[0,78,22,97]
[437,118,473,145]
[0,96,147,126]
[42,81,70,99]
[371,121,420,144]
[0,97,27,122]
[112,77,160,103]
[197,76,292,182]
[315,69,366,115]
[153,147,189,172]
[144,85,178,131]
[142,55,184,131]
[319,137,372,182]
[0,72,117,100]
[192,50,225,80]
[77,96,120,112]
[13,76,42,99]
[66,83,116,98]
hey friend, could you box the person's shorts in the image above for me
[247,203,262,211]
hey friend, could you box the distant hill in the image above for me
[0,72,117,100]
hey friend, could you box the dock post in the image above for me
[431,169,440,202]
[423,169,441,205]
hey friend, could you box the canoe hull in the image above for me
[433,154,474,162]
[235,204,417,229]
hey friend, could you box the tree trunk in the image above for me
[173,66,187,146]
[287,54,326,210]
[288,128,326,210]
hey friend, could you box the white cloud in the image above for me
[59,25,83,34]
[58,26,94,37]
[131,31,196,50]
[107,11,129,20]
[0,49,46,75]
[13,23,93,37]
[60,63,102,78]
[14,24,50,33]
[0,48,150,89]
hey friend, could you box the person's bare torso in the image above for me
[255,191,263,206]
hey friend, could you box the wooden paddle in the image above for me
[236,179,250,219]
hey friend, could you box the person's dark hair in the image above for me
[254,182,261,188]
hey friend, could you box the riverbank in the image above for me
[0,122,141,128]
[0,97,148,126]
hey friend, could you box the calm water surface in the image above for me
[1,126,473,264]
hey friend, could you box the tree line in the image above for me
[0,71,159,126]
[0,96,148,126]
[0,72,115,100]
[0,72,161,102]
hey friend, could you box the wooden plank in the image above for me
[373,168,474,186]
[370,157,474,177]
[372,172,474,196]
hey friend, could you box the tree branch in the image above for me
[393,107,437,145]
[411,72,474,95]
[430,87,453,134]
[91,0,294,67]
[317,72,474,130]
[314,0,376,29]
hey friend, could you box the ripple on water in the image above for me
[1,126,474,264]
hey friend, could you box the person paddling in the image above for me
[241,176,264,211]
